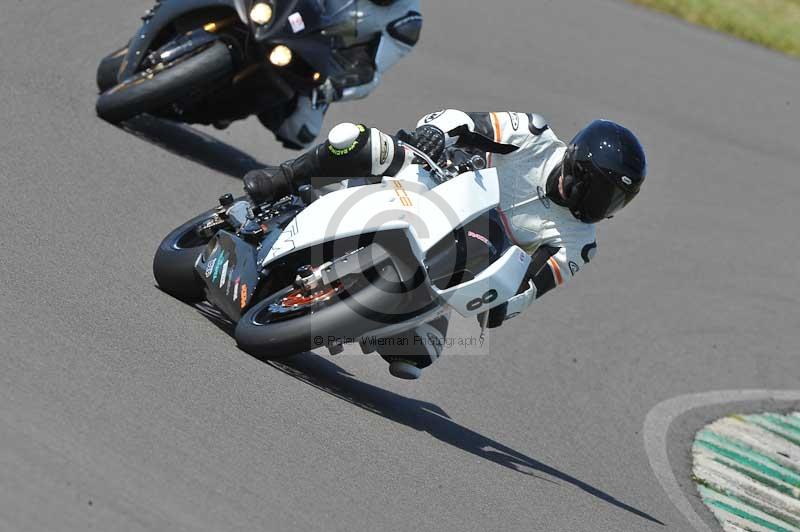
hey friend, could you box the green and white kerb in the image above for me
[692,412,800,531]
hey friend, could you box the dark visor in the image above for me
[577,173,629,222]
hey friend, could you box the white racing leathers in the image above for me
[306,109,599,370]
[412,109,599,321]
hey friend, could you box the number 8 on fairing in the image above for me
[466,289,499,311]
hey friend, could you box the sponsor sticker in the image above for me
[219,261,229,288]
[211,252,225,283]
[379,134,389,165]
[508,112,520,131]
[568,261,580,275]
[288,12,305,33]
[467,230,490,245]
[423,110,445,123]
[328,140,358,157]
[240,284,249,309]
[205,257,216,278]
[392,180,413,207]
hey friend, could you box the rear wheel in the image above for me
[96,45,128,92]
[153,208,219,302]
[96,40,234,123]
[235,261,406,359]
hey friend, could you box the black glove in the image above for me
[398,125,446,165]
[243,164,293,203]
[476,302,508,329]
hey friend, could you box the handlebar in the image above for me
[397,141,487,183]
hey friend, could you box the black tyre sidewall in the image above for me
[96,40,233,123]
[153,208,218,302]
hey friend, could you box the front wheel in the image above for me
[96,40,233,123]
[235,262,408,359]
[153,208,219,302]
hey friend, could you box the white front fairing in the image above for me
[262,166,500,266]
[261,165,531,319]
[434,246,531,317]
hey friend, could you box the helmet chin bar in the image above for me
[560,172,577,201]
[558,167,589,220]
[568,181,592,223]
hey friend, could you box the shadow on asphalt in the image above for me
[264,352,665,526]
[117,115,266,179]
[191,302,663,524]
[195,302,236,335]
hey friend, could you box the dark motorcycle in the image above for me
[95,0,422,128]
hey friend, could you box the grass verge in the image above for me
[628,0,800,59]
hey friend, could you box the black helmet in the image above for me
[562,120,646,223]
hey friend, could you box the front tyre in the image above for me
[153,208,218,302]
[235,262,406,359]
[96,40,233,123]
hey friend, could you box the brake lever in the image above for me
[397,140,453,183]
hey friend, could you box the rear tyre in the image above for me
[96,40,233,123]
[153,208,218,302]
[96,45,128,92]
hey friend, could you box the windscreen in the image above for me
[232,0,249,23]
[319,0,358,36]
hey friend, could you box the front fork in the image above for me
[143,26,224,71]
[140,12,240,73]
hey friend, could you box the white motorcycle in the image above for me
[153,144,532,371]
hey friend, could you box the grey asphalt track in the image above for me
[1,1,799,531]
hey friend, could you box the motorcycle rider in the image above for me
[259,0,422,149]
[244,109,647,379]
